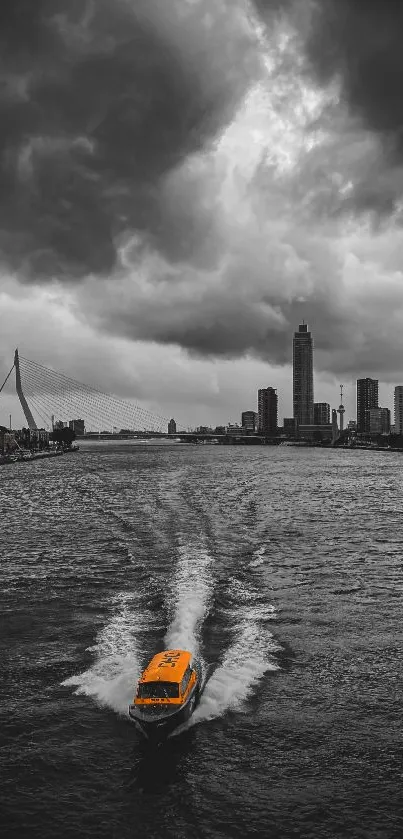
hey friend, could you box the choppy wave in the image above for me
[249,544,267,568]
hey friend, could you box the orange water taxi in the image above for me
[128,649,202,741]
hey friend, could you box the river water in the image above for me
[1,442,402,838]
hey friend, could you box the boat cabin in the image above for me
[134,649,196,704]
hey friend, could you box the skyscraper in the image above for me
[394,386,403,435]
[257,388,278,435]
[356,378,378,433]
[293,323,314,425]
[314,402,330,425]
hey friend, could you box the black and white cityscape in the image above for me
[188,321,403,444]
[2,3,403,839]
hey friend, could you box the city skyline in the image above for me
[2,333,403,433]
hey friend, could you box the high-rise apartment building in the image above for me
[293,323,314,425]
[356,378,378,433]
[314,402,330,425]
[394,386,403,434]
[257,388,278,435]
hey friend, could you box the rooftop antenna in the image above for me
[338,384,345,433]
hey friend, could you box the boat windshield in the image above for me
[137,681,179,699]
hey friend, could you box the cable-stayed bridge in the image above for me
[0,350,169,434]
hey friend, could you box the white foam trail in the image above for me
[164,544,213,657]
[190,609,279,726]
[190,588,280,725]
[62,592,148,714]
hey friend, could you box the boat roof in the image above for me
[139,650,192,684]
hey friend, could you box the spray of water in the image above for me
[62,592,149,714]
[191,610,279,725]
[164,543,213,657]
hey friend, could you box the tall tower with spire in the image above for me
[338,384,345,433]
[293,322,314,425]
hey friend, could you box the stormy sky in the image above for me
[1,0,403,426]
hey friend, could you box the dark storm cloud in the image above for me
[5,0,403,378]
[302,0,403,219]
[254,0,403,217]
[0,0,259,280]
[255,0,403,153]
[306,1,403,142]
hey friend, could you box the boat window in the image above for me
[180,666,192,695]
[137,681,179,699]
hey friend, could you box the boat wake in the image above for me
[170,561,279,735]
[62,592,151,714]
[190,609,279,727]
[164,542,213,658]
[63,528,279,729]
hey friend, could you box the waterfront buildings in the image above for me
[293,323,314,425]
[356,378,378,433]
[0,426,13,455]
[369,407,391,435]
[168,418,177,434]
[69,418,85,435]
[241,411,258,432]
[314,402,330,425]
[298,424,333,443]
[394,386,403,434]
[283,417,297,436]
[227,423,244,436]
[257,387,278,435]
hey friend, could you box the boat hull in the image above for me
[129,670,201,742]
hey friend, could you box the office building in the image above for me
[293,323,314,425]
[69,418,85,435]
[258,387,278,435]
[356,378,378,433]
[394,386,403,434]
[241,411,258,432]
[314,402,330,425]
[283,417,297,436]
[168,418,177,434]
[369,407,390,435]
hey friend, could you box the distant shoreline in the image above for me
[0,447,79,467]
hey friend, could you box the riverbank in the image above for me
[0,445,79,466]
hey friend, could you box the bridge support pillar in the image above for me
[14,349,37,430]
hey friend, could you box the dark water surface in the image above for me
[1,443,402,838]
